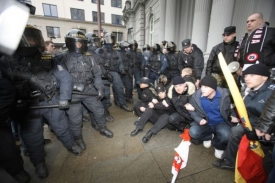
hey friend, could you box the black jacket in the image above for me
[256,90,275,134]
[153,96,176,115]
[206,40,239,75]
[140,84,157,103]
[178,44,204,79]
[188,87,235,126]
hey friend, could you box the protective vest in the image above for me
[149,53,162,72]
[101,49,121,72]
[4,53,57,99]
[166,52,179,70]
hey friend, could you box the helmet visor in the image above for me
[19,27,45,51]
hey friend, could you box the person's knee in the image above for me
[189,126,200,139]
[230,125,244,138]
[168,114,177,124]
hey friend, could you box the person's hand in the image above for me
[97,88,105,100]
[148,102,154,108]
[185,103,195,111]
[59,100,69,110]
[231,116,239,123]
[255,129,271,141]
[140,107,146,112]
[236,67,243,76]
[162,100,169,107]
[152,99,158,104]
[195,79,200,89]
[199,119,207,125]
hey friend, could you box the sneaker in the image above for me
[203,140,211,148]
[212,159,234,170]
[214,149,224,159]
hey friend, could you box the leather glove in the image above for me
[59,100,69,110]
[97,88,105,100]
[245,129,259,141]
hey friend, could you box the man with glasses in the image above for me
[205,26,239,87]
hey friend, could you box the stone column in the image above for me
[191,0,212,52]
[205,0,235,53]
[164,0,177,41]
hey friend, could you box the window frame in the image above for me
[112,32,123,42]
[111,14,122,25]
[70,8,85,21]
[42,3,58,17]
[91,0,104,5]
[46,26,61,38]
[92,11,105,23]
[111,0,122,8]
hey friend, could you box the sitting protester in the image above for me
[130,84,175,143]
[133,77,157,117]
[188,75,238,159]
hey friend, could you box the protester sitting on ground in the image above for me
[212,63,275,170]
[130,84,176,143]
[168,76,194,132]
[133,77,157,117]
[188,75,238,159]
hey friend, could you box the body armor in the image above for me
[166,52,179,70]
[149,53,162,72]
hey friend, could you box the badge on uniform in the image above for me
[41,53,53,70]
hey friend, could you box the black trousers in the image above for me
[134,101,148,117]
[169,112,189,131]
[136,108,170,134]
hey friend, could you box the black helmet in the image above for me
[85,32,101,48]
[143,44,151,51]
[17,24,45,56]
[152,43,161,53]
[168,41,177,52]
[65,29,87,53]
[161,40,168,48]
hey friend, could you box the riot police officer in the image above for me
[0,25,82,178]
[128,40,143,99]
[142,44,151,77]
[86,32,114,123]
[100,31,132,112]
[148,43,168,84]
[164,42,180,83]
[56,29,114,141]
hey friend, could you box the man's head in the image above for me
[222,26,236,43]
[181,68,193,77]
[243,63,270,89]
[45,41,55,53]
[247,13,264,33]
[156,84,166,99]
[200,75,217,98]
[137,77,150,88]
[181,39,192,53]
[65,29,87,54]
[173,76,187,94]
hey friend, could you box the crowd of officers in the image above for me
[1,12,275,183]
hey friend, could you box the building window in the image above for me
[112,32,123,42]
[149,16,154,46]
[71,8,85,21]
[42,3,58,17]
[92,11,105,23]
[91,0,104,5]
[46,26,61,38]
[111,0,122,8]
[111,14,122,25]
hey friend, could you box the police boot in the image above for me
[74,135,86,150]
[99,126,113,138]
[126,98,133,104]
[82,113,90,122]
[105,114,114,122]
[120,104,133,112]
[13,169,31,183]
[67,143,83,156]
[142,130,153,143]
[91,122,99,131]
[35,162,49,178]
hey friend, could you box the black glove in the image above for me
[245,129,259,141]
[59,100,69,110]
[97,88,105,100]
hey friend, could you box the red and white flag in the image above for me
[171,129,191,183]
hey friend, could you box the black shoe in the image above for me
[120,104,133,112]
[35,162,49,178]
[126,98,133,104]
[99,126,113,138]
[212,159,234,170]
[74,136,86,150]
[142,130,153,143]
[67,143,83,156]
[114,101,120,106]
[13,170,31,183]
[130,127,142,136]
[105,115,114,122]
[91,122,99,131]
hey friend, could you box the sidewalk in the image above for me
[22,95,234,183]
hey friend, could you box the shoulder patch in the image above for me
[85,52,92,56]
[268,84,275,90]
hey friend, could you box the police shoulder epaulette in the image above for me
[84,52,92,56]
[149,87,157,96]
[268,84,275,90]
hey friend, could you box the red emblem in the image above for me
[246,53,258,62]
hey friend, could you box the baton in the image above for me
[29,100,81,109]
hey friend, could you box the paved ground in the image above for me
[22,93,235,183]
